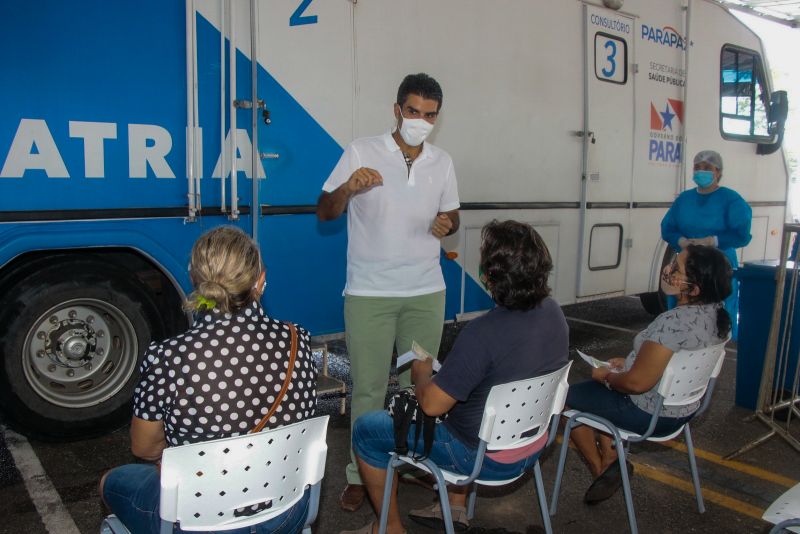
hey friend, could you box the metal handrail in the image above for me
[229,0,239,220]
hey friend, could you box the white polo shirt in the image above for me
[322,132,460,297]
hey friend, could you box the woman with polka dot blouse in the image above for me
[100,226,318,534]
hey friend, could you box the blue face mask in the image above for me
[693,170,714,189]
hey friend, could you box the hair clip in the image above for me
[195,295,217,310]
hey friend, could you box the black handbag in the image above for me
[386,387,443,460]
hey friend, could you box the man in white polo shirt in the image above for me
[317,73,460,512]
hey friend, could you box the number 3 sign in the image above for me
[595,33,627,84]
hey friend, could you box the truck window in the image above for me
[720,45,770,141]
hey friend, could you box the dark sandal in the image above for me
[584,459,634,504]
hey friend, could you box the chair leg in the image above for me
[770,518,800,534]
[466,482,477,520]
[533,461,553,534]
[305,483,321,529]
[378,455,400,534]
[424,459,456,534]
[684,424,705,514]
[549,416,576,515]
[100,515,131,534]
[614,439,638,534]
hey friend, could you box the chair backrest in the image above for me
[763,482,800,534]
[477,361,572,450]
[657,339,728,407]
[159,415,329,531]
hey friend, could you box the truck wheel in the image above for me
[639,290,666,315]
[639,245,675,316]
[0,259,161,440]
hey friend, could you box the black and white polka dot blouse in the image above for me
[133,301,318,446]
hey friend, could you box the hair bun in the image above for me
[196,280,229,309]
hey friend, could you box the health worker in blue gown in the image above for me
[661,150,752,340]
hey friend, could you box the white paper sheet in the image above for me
[577,349,611,369]
[396,340,442,372]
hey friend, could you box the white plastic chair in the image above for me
[550,339,729,534]
[763,482,800,533]
[101,415,330,534]
[378,361,572,534]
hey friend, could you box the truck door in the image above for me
[251,0,354,333]
[193,1,353,335]
[577,4,635,298]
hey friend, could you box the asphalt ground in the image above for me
[1,296,798,534]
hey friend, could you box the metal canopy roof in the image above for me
[716,0,800,27]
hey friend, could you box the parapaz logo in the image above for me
[641,24,686,50]
[649,98,683,164]
[650,98,683,131]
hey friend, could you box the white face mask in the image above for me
[660,275,683,296]
[660,262,691,296]
[397,114,434,147]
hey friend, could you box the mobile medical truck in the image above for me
[0,0,788,437]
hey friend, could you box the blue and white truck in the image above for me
[0,0,789,437]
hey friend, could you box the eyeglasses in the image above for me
[661,259,693,287]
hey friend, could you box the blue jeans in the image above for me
[566,381,692,437]
[352,411,541,481]
[102,464,310,534]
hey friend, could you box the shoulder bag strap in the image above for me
[250,322,298,433]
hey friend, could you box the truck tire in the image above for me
[639,290,666,315]
[639,245,676,316]
[0,258,162,440]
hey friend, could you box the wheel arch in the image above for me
[647,239,674,293]
[639,240,676,316]
[0,220,196,335]
[0,247,190,337]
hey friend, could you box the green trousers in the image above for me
[344,290,445,484]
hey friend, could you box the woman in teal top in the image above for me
[661,150,752,340]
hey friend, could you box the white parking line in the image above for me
[2,425,81,534]
[565,316,639,333]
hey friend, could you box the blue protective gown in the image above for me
[660,186,752,340]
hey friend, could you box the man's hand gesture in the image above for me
[431,213,453,238]
[346,167,383,194]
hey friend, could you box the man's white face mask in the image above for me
[397,113,434,147]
